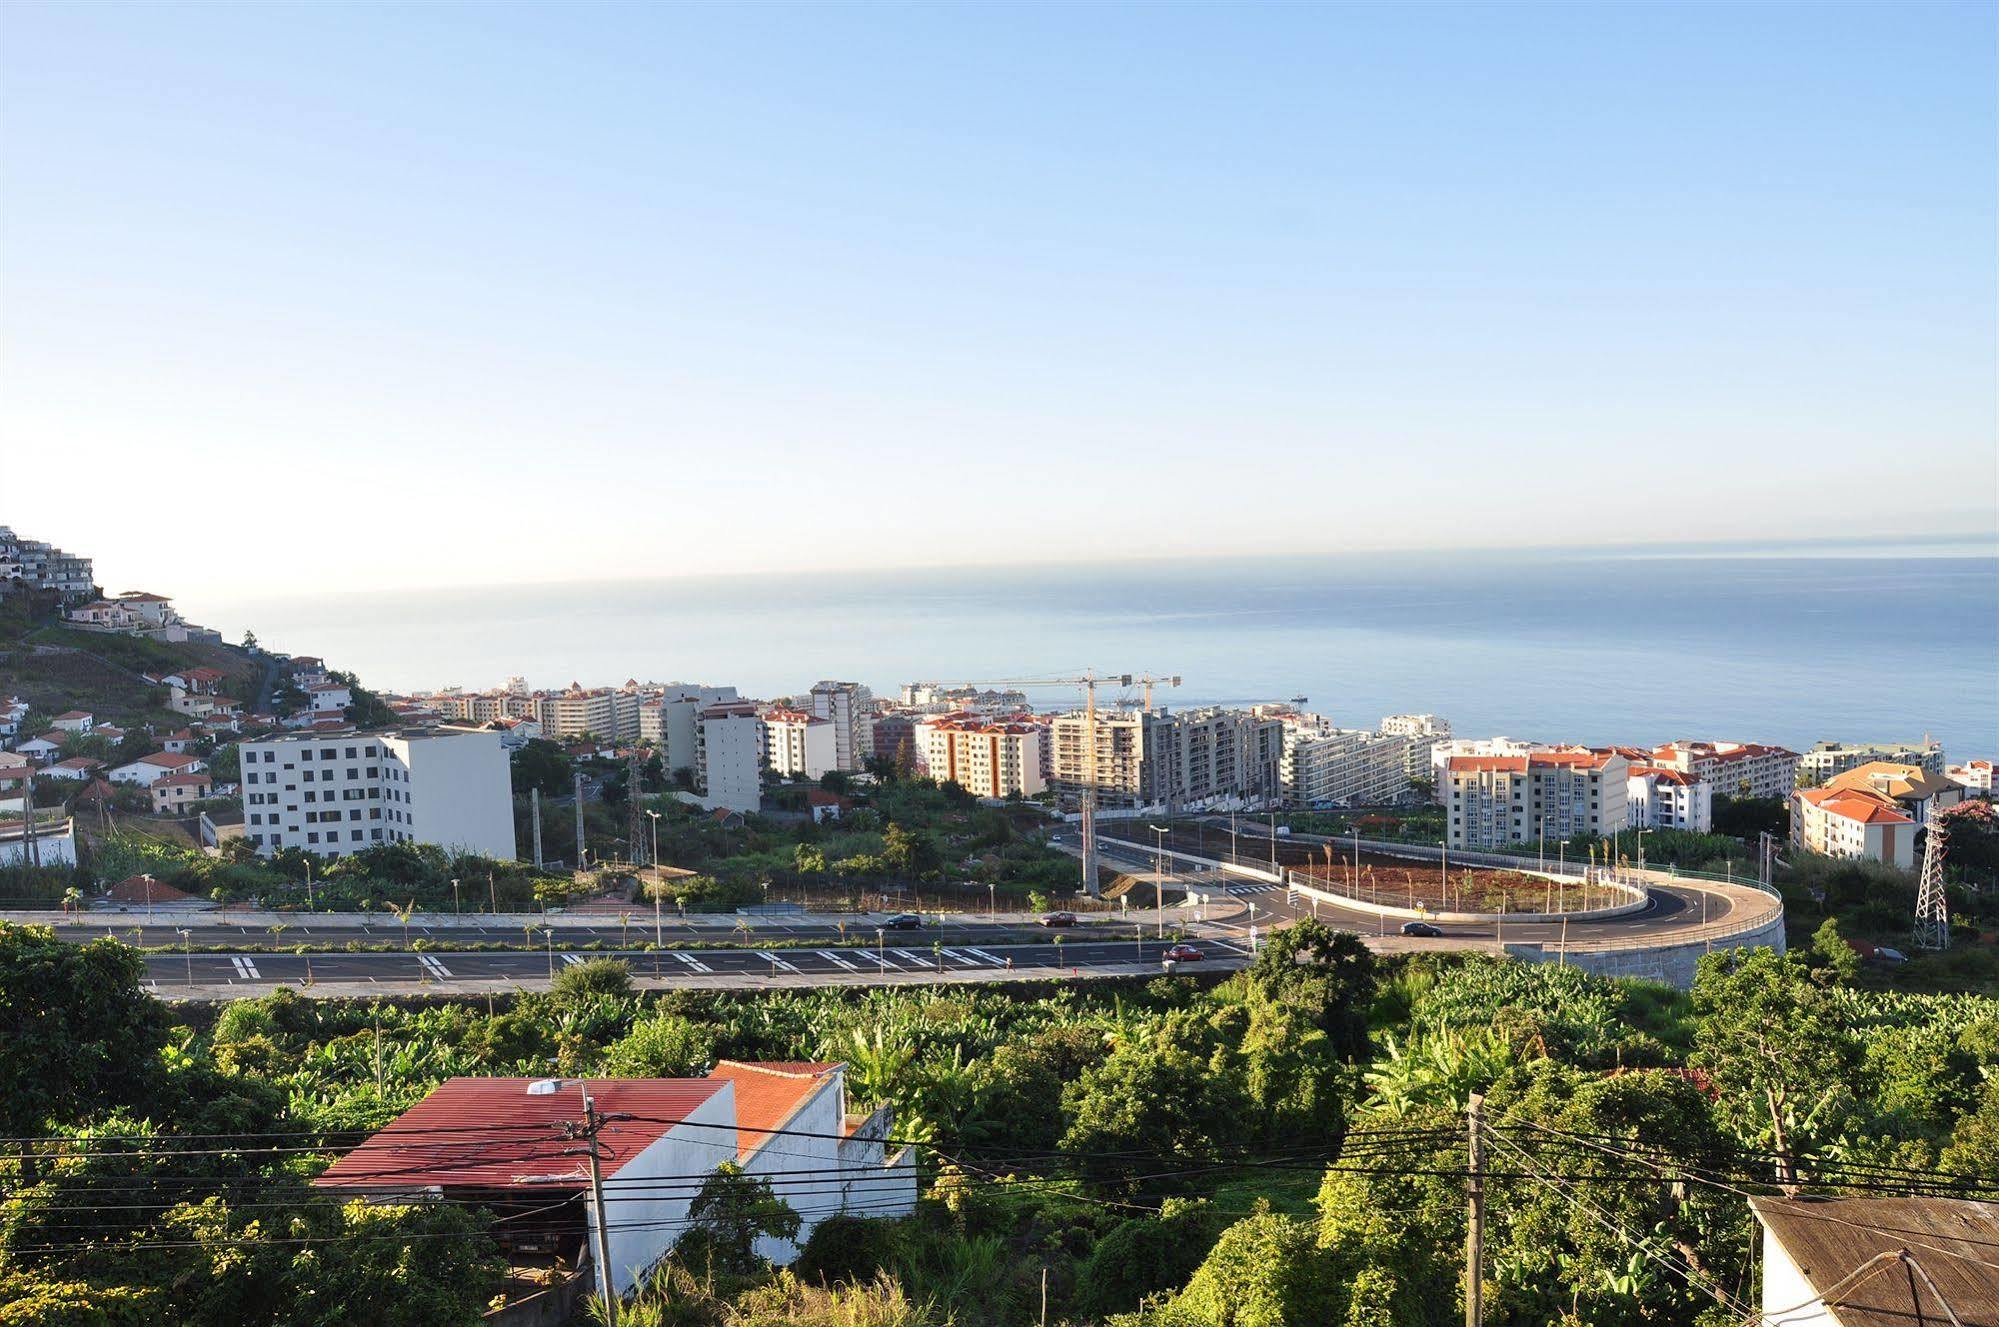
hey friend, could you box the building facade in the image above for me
[809,681,875,772]
[1798,739,1946,784]
[915,714,1047,798]
[239,726,514,859]
[1649,740,1800,800]
[1446,750,1631,850]
[1626,765,1713,832]
[1790,785,1916,868]
[696,701,763,813]
[760,708,835,780]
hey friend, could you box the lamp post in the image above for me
[451,877,461,920]
[987,881,995,922]
[178,927,192,987]
[1149,824,1169,940]
[876,927,885,975]
[646,810,660,877]
[1635,828,1652,875]
[1538,816,1547,874]
[544,926,555,979]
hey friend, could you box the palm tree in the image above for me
[388,899,419,951]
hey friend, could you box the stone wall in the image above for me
[1504,909,1787,990]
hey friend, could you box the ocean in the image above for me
[190,547,1999,758]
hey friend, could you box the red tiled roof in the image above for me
[1797,787,1914,826]
[152,773,212,789]
[315,1077,727,1190]
[1448,756,1528,774]
[137,752,201,770]
[105,875,198,905]
[705,1062,842,1161]
[53,711,93,721]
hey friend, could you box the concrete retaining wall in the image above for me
[1505,910,1787,989]
[1285,876,1648,925]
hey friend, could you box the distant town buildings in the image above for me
[1785,762,1961,870]
[0,526,94,598]
[1648,741,1800,800]
[239,726,513,859]
[1798,739,1946,783]
[1948,758,1993,797]
[1049,706,1281,811]
[1625,764,1713,833]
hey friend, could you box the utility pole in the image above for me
[1465,1092,1486,1327]
[1081,673,1101,898]
[626,749,645,867]
[562,1092,632,1327]
[531,788,544,868]
[574,772,587,870]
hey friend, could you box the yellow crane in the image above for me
[920,671,1174,896]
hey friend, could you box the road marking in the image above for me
[870,950,902,969]
[230,956,261,979]
[963,947,1006,965]
[417,954,454,979]
[938,948,981,966]
[892,949,930,966]
[817,949,860,971]
[755,951,799,973]
[559,953,584,967]
[675,952,716,974]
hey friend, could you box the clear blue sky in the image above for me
[3,2,1993,595]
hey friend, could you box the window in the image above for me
[307,832,319,844]
[345,747,357,758]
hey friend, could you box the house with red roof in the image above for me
[313,1063,912,1304]
[44,755,105,782]
[1792,785,1917,869]
[149,771,213,814]
[14,733,65,763]
[109,750,207,788]
[50,710,95,734]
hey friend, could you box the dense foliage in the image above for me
[1,918,1992,1327]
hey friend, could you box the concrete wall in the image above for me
[741,1075,845,1265]
[1760,1226,1833,1327]
[1505,910,1787,990]
[393,728,516,860]
[592,1086,740,1297]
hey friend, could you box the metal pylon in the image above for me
[1913,816,1950,952]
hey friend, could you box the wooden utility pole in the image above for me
[531,788,544,868]
[1465,1092,1486,1327]
[564,1093,629,1327]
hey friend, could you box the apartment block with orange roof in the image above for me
[1445,749,1630,850]
[1791,785,1917,868]
[915,712,1047,797]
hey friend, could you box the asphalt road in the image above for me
[141,935,1242,993]
[57,918,1130,950]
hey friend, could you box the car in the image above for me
[1162,943,1206,962]
[1400,921,1444,938]
[1869,946,1910,965]
[1040,911,1080,928]
[880,913,923,931]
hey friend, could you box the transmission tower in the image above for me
[626,748,647,867]
[1913,813,1951,952]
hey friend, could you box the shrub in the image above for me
[550,958,634,1002]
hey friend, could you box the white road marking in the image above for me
[963,948,1006,965]
[230,956,261,979]
[417,954,453,979]
[892,949,930,966]
[869,950,901,969]
[938,948,982,966]
[755,951,799,973]
[675,952,716,974]
[559,952,584,967]
[817,949,860,971]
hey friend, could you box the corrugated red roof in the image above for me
[706,1062,842,1161]
[315,1078,727,1190]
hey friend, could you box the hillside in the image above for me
[0,595,264,730]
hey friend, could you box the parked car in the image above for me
[1400,921,1444,938]
[1040,911,1080,928]
[1869,946,1910,965]
[880,913,923,931]
[1162,943,1206,962]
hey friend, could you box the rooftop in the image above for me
[1751,1195,1999,1327]
[315,1077,728,1190]
[705,1061,844,1161]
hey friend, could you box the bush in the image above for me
[604,1013,715,1077]
[1076,1198,1224,1315]
[794,1214,903,1285]
[551,958,634,1001]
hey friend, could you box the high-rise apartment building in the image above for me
[916,715,1046,798]
[1049,707,1280,810]
[761,708,835,780]
[696,701,762,813]
[239,726,514,860]
[809,681,875,772]
[1797,740,1946,784]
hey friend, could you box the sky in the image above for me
[3,1,1995,598]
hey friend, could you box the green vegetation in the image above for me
[1,915,1992,1327]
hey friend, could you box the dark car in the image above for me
[880,913,923,930]
[1400,921,1444,938]
[1040,911,1080,928]
[1162,943,1206,962]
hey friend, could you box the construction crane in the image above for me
[1913,799,1995,951]
[919,672,1168,896]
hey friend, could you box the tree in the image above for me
[676,1163,802,1277]
[1165,1210,1342,1327]
[1807,917,1861,985]
[241,629,258,650]
[510,739,573,799]
[1246,920,1377,1061]
[0,924,165,1143]
[1077,1198,1225,1316]
[604,1012,715,1077]
[550,957,634,1002]
[880,824,939,878]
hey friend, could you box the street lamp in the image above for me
[543,926,555,979]
[1149,824,1170,939]
[178,927,192,987]
[646,810,661,880]
[1635,828,1652,875]
[987,881,995,922]
[451,877,461,920]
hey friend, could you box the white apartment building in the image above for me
[916,714,1047,798]
[1626,765,1713,833]
[536,687,619,741]
[1948,759,1993,797]
[0,527,94,597]
[1429,737,1538,800]
[1445,750,1630,850]
[809,681,875,772]
[761,708,835,780]
[239,726,514,860]
[696,701,763,813]
[1791,786,1916,869]
[1292,729,1425,808]
[1381,714,1451,738]
[1649,740,1800,800]
[641,685,740,774]
[1798,739,1946,783]
[1049,707,1280,811]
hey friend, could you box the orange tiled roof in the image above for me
[705,1061,842,1161]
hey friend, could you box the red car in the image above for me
[1162,943,1205,962]
[1040,912,1080,928]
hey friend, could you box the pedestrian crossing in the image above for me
[1224,883,1279,897]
